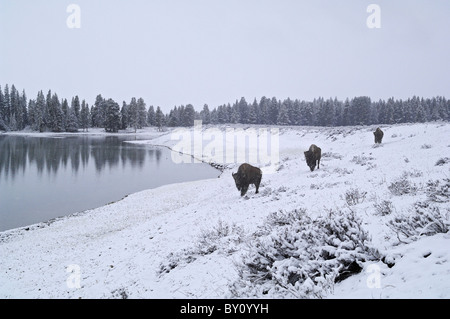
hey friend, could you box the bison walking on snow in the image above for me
[304,144,321,172]
[232,163,262,197]
[374,127,384,144]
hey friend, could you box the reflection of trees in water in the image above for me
[0,136,162,179]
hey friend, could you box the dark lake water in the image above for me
[0,135,220,232]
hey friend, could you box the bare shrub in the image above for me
[343,188,367,206]
[388,175,418,196]
[374,200,394,216]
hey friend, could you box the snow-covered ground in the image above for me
[0,122,449,298]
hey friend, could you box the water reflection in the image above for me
[0,135,219,231]
[0,135,162,179]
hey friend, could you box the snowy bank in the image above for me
[0,122,449,298]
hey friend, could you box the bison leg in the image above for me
[241,185,249,196]
[255,176,262,194]
[317,159,320,170]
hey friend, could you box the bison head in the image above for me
[232,172,249,196]
[232,172,241,190]
[304,151,316,172]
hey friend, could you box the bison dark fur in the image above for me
[232,163,262,196]
[304,144,321,172]
[374,127,384,144]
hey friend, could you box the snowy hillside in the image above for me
[0,122,449,299]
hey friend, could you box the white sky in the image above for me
[1,0,449,112]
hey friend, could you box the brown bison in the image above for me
[232,163,262,196]
[304,144,321,172]
[374,127,384,144]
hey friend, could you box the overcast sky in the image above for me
[1,0,449,112]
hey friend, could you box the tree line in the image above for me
[0,84,448,132]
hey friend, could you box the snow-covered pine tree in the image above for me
[19,90,28,129]
[104,98,121,132]
[277,102,290,126]
[137,97,147,129]
[248,99,258,124]
[3,85,11,126]
[50,93,64,132]
[147,105,156,126]
[71,95,81,126]
[155,106,164,131]
[66,107,79,132]
[183,104,195,127]
[200,104,210,125]
[128,97,138,132]
[9,85,19,130]
[121,101,129,130]
[80,100,90,132]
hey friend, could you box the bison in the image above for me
[304,144,321,172]
[232,163,262,196]
[374,127,384,144]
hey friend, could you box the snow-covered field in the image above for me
[0,122,449,299]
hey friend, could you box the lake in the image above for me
[0,134,220,232]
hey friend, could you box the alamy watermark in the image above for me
[366,264,381,289]
[66,4,81,29]
[367,4,381,29]
[66,264,81,289]
[171,121,280,173]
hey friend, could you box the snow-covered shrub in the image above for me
[373,200,394,216]
[388,175,418,196]
[343,188,367,206]
[425,179,450,203]
[421,144,432,149]
[230,208,380,298]
[159,220,245,275]
[387,201,449,243]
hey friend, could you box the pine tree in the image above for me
[384,98,395,124]
[277,103,290,125]
[19,90,28,129]
[71,95,81,125]
[80,100,90,132]
[137,97,147,129]
[50,93,64,132]
[10,85,19,130]
[0,85,5,130]
[238,97,249,124]
[183,104,195,127]
[105,98,121,132]
[147,105,156,126]
[34,91,45,131]
[61,98,69,130]
[200,104,210,124]
[248,99,258,124]
[155,106,164,131]
[92,94,105,127]
[66,107,79,132]
[128,97,138,132]
[3,85,11,126]
[268,97,279,125]
[121,101,129,129]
